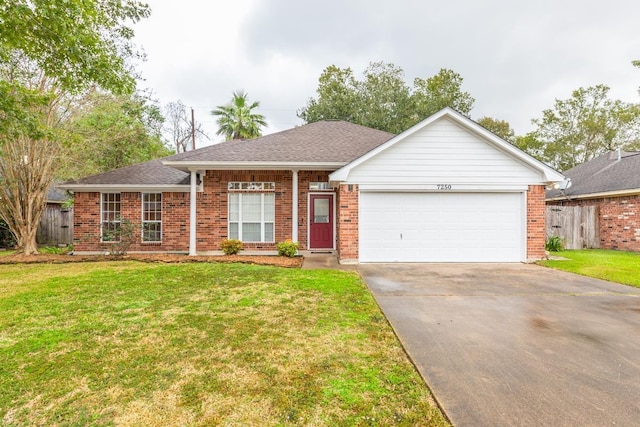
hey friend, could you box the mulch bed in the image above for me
[0,253,303,268]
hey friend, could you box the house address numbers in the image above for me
[437,184,452,190]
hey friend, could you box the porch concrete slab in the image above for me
[359,263,640,426]
[300,251,356,271]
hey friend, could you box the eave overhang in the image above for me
[162,160,347,172]
[57,184,193,193]
[546,188,640,202]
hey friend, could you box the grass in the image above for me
[0,261,448,426]
[539,249,640,288]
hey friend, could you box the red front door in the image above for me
[309,194,334,249]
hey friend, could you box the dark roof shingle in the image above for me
[63,121,394,186]
[547,151,640,199]
[168,120,394,163]
[64,159,190,186]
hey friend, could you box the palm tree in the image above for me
[211,90,267,140]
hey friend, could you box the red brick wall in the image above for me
[73,191,189,252]
[548,194,640,251]
[336,184,359,261]
[72,170,335,253]
[527,185,547,260]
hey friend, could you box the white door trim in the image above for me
[307,192,336,250]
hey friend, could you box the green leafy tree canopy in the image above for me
[298,62,475,133]
[477,117,516,143]
[524,85,640,171]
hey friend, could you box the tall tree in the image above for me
[357,62,413,133]
[0,0,150,254]
[298,62,475,133]
[211,90,267,140]
[527,85,640,170]
[477,117,516,143]
[164,100,208,153]
[413,68,475,118]
[297,65,360,125]
[60,92,174,180]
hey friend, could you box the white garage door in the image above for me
[359,192,524,262]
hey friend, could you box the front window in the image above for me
[101,193,121,242]
[142,193,162,242]
[228,193,275,242]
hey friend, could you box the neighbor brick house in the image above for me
[547,150,640,252]
[61,108,564,263]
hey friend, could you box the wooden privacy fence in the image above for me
[546,205,599,249]
[37,204,73,246]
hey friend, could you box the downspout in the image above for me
[291,170,299,243]
[189,170,197,256]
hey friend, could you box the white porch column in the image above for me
[189,170,197,256]
[291,170,298,243]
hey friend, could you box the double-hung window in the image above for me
[142,193,162,242]
[101,193,121,241]
[228,182,275,242]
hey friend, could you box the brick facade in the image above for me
[73,170,333,254]
[526,185,547,260]
[336,184,359,262]
[73,175,548,261]
[548,194,640,252]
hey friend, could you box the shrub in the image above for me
[39,245,73,255]
[545,235,564,252]
[103,218,135,255]
[276,239,299,257]
[221,239,243,255]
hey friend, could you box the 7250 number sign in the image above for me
[437,184,452,190]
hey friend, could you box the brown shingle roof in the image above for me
[63,121,394,186]
[63,159,190,186]
[546,151,640,199]
[168,120,394,163]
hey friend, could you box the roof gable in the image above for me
[547,151,640,199]
[330,108,565,184]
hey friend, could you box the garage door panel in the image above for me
[359,192,523,262]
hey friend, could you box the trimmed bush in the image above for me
[276,240,299,257]
[221,239,243,255]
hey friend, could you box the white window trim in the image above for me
[141,193,162,243]
[100,193,121,242]
[228,193,275,243]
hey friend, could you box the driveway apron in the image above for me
[359,263,640,426]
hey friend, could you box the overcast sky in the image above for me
[134,0,640,145]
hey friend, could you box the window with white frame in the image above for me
[101,193,121,241]
[142,193,162,242]
[228,193,275,242]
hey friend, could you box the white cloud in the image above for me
[134,0,640,143]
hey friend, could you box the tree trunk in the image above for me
[0,135,57,256]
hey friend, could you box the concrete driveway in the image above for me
[359,263,640,426]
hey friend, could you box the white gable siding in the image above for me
[345,117,543,186]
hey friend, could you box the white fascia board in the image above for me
[546,188,640,201]
[162,160,346,171]
[57,184,192,193]
[358,184,529,192]
[329,107,566,184]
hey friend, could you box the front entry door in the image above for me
[309,194,334,249]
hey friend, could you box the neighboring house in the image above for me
[60,108,564,263]
[36,185,73,246]
[546,150,640,252]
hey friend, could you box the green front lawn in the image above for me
[0,262,448,426]
[539,249,640,288]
